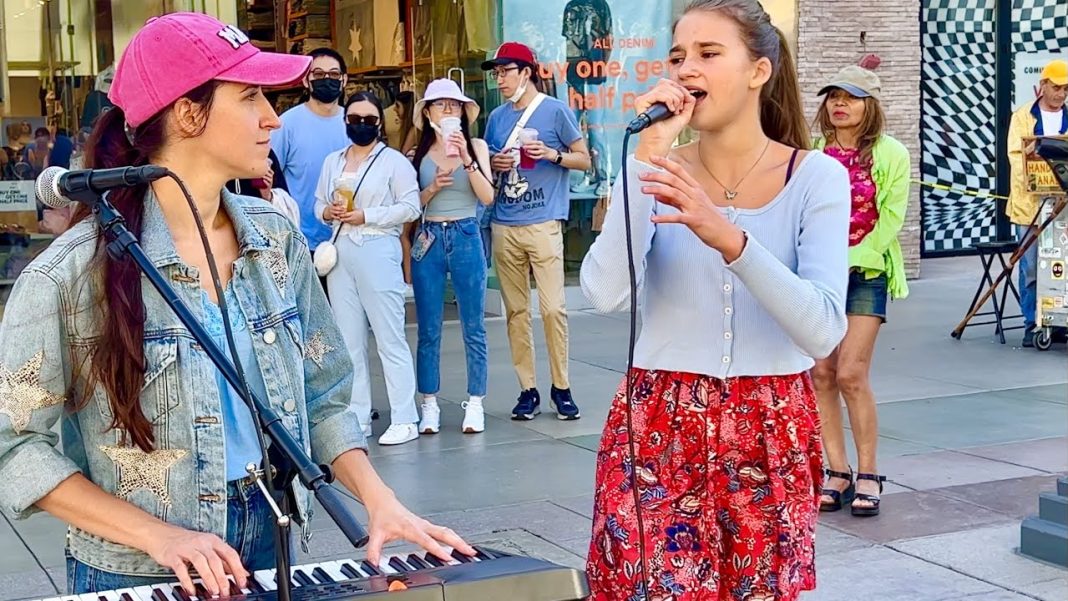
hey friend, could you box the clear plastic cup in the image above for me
[334,178,357,212]
[440,116,462,157]
[517,128,539,169]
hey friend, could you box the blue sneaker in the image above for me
[550,387,581,420]
[511,388,541,420]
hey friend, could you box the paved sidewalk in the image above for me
[2,257,1066,600]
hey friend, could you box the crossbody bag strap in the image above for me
[329,147,386,245]
[494,93,548,192]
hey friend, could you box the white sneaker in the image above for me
[419,402,441,434]
[462,398,485,434]
[378,423,419,446]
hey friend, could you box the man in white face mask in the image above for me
[481,42,592,422]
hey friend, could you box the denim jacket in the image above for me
[0,189,367,575]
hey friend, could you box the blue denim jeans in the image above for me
[66,480,278,594]
[412,218,489,397]
[1016,224,1037,329]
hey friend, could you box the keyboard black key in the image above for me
[311,567,335,584]
[151,587,171,601]
[360,560,382,576]
[172,585,194,601]
[339,562,362,580]
[247,576,265,594]
[406,554,432,570]
[452,548,475,563]
[422,553,446,567]
[121,594,137,601]
[194,582,211,599]
[293,570,316,587]
[475,547,496,560]
[389,556,413,573]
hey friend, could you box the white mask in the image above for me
[508,75,529,104]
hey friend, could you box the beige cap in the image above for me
[818,65,882,101]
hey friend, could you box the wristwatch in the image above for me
[464,161,477,172]
[553,150,564,165]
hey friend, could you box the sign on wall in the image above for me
[1015,51,1068,107]
[0,181,36,212]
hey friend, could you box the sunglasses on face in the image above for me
[346,115,380,126]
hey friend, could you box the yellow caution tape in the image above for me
[911,179,1010,201]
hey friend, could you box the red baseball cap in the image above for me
[481,42,540,81]
[110,12,312,127]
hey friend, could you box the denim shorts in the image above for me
[845,270,888,322]
[66,479,278,594]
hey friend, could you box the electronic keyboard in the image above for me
[31,546,589,601]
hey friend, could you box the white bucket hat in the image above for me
[414,78,480,130]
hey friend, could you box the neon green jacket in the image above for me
[814,135,911,300]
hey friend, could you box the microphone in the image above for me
[625,103,673,134]
[36,165,170,208]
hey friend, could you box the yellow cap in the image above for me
[1041,60,1068,86]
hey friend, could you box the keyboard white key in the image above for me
[318,560,349,583]
[254,568,277,592]
[132,585,161,601]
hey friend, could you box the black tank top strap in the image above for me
[785,148,801,184]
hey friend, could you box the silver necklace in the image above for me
[701,137,771,202]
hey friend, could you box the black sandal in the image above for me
[851,473,887,517]
[819,468,855,512]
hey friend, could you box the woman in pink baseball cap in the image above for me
[0,12,471,598]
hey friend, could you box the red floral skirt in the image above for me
[586,369,824,601]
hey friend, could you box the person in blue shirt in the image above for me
[271,48,351,254]
[481,42,591,421]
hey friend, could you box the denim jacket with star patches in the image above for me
[0,189,366,576]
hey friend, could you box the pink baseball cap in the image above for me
[109,12,312,127]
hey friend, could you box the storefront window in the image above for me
[0,1,239,316]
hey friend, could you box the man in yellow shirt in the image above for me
[1006,59,1068,346]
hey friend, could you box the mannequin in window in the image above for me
[562,0,612,196]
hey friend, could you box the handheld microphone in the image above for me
[36,165,170,208]
[625,103,673,134]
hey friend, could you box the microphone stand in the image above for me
[80,189,368,601]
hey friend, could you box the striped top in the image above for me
[580,152,851,378]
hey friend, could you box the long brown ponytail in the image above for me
[679,0,810,150]
[73,81,217,452]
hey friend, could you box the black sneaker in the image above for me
[1022,329,1035,348]
[511,388,541,420]
[550,387,581,420]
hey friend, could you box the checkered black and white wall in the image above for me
[921,0,1068,254]
[921,0,997,254]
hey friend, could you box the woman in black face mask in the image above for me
[313,91,424,447]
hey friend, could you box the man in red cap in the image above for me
[481,42,591,421]
[1007,59,1068,347]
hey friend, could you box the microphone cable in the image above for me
[618,130,650,600]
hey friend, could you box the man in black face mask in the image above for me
[270,48,351,255]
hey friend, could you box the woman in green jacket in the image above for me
[811,65,910,517]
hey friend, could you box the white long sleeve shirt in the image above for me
[314,142,420,244]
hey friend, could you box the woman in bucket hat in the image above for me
[811,62,911,518]
[408,79,494,436]
[0,13,471,597]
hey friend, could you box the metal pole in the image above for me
[993,0,1012,242]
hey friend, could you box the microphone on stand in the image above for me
[626,103,674,134]
[36,165,169,208]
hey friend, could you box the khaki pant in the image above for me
[492,220,570,390]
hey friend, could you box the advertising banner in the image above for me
[502,0,675,197]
